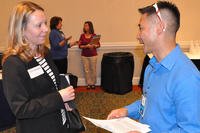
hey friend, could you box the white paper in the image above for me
[83,116,151,133]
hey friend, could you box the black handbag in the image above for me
[59,74,85,132]
[65,101,86,132]
[66,73,78,88]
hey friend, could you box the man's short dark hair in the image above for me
[138,1,180,33]
[50,16,62,30]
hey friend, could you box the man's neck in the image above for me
[153,40,176,62]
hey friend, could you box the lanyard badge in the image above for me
[139,94,146,117]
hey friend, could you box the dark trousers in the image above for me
[53,58,68,74]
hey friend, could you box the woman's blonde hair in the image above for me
[2,1,47,64]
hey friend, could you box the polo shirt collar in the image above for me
[149,44,181,71]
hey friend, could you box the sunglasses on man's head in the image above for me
[153,3,165,31]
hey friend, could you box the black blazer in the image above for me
[2,52,69,133]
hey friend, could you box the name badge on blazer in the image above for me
[27,65,44,79]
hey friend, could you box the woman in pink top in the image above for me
[79,21,100,89]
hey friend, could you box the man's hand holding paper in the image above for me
[107,108,128,120]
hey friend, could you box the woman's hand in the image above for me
[65,36,72,41]
[86,44,94,49]
[64,103,73,111]
[58,86,75,102]
[69,41,78,47]
[107,108,128,120]
[91,44,100,48]
[87,43,99,49]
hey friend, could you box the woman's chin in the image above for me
[38,40,46,45]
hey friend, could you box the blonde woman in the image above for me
[2,1,75,133]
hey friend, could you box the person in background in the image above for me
[2,1,75,133]
[107,1,200,133]
[49,16,77,74]
[79,21,100,89]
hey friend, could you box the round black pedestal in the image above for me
[101,52,134,94]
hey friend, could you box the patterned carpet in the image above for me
[0,86,142,133]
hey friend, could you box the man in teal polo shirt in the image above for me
[107,1,200,132]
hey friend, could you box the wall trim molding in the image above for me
[77,77,140,86]
[69,41,191,51]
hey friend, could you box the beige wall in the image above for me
[0,0,200,47]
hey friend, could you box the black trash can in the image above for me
[101,52,134,94]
